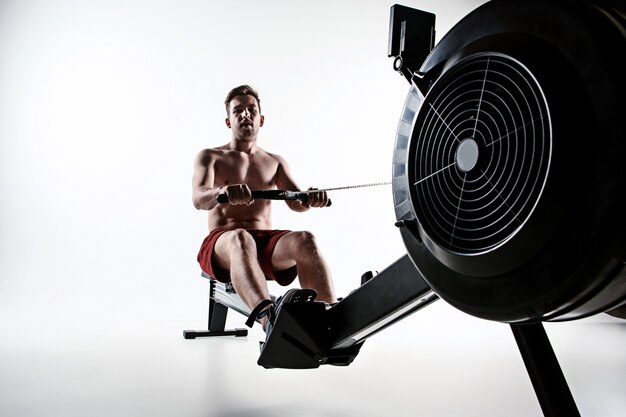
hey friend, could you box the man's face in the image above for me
[226,95,264,141]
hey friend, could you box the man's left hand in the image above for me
[306,188,329,208]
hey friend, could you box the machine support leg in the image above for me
[183,279,248,339]
[208,296,227,331]
[510,323,580,417]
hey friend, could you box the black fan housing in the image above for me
[392,0,626,322]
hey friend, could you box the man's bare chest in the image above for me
[214,156,277,188]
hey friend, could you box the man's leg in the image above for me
[212,229,272,328]
[272,231,337,304]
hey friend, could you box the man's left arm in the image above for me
[274,155,328,212]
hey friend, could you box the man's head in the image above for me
[225,85,261,114]
[224,85,265,142]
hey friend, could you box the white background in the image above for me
[1,1,624,416]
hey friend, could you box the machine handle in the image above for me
[217,189,332,207]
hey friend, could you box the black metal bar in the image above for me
[209,297,228,332]
[510,323,580,417]
[183,329,247,339]
[217,190,331,206]
[327,254,437,349]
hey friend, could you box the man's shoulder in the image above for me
[205,144,231,154]
[196,145,228,160]
[257,148,286,163]
[193,148,219,170]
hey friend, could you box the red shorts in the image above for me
[197,228,298,286]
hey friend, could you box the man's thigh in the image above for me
[211,229,244,270]
[271,232,299,271]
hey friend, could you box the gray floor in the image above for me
[1,299,624,417]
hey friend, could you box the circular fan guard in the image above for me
[409,53,551,255]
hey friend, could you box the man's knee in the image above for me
[291,231,319,253]
[226,228,257,252]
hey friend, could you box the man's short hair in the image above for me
[225,85,261,114]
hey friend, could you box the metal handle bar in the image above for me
[217,190,332,206]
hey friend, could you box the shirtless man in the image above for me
[192,85,337,332]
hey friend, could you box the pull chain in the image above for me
[316,181,392,192]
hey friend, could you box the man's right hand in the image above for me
[222,184,254,205]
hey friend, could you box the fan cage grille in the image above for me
[409,53,551,254]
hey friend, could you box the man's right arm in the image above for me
[192,149,254,210]
[192,150,222,210]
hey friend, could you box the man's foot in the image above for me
[262,288,317,344]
